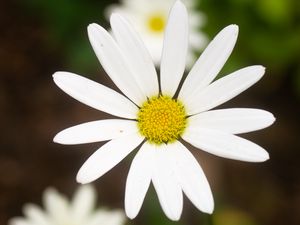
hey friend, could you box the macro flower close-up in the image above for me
[105,0,207,67]
[52,0,275,221]
[8,185,126,225]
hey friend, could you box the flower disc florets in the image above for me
[147,14,166,33]
[137,95,187,144]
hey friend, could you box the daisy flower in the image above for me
[53,0,275,221]
[105,0,207,67]
[8,185,126,225]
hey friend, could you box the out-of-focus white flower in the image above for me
[105,0,207,67]
[53,0,275,221]
[9,185,126,225]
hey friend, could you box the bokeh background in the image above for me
[1,0,300,225]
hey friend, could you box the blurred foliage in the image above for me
[20,0,117,74]
[20,0,300,95]
[212,207,259,225]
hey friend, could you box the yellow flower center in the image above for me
[147,14,166,33]
[137,95,187,145]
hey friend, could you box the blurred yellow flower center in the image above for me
[137,95,187,145]
[147,14,166,33]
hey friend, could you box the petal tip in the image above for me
[263,152,270,161]
[201,206,214,215]
[172,0,187,14]
[201,198,214,214]
[125,198,140,219]
[223,24,239,35]
[255,65,266,78]
[205,202,214,214]
[76,170,94,184]
[255,150,270,162]
[52,71,71,81]
[76,171,86,184]
[206,209,214,215]
[167,214,181,221]
[270,114,276,123]
[87,23,100,34]
[257,65,266,72]
[125,210,137,220]
[265,111,276,125]
[53,133,66,144]
[52,71,65,81]
[52,72,59,79]
[88,23,98,28]
[230,24,239,33]
[173,215,181,221]
[76,176,87,184]
[245,65,265,80]
[53,134,59,143]
[263,111,276,128]
[166,208,182,221]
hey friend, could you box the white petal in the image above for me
[88,23,145,105]
[185,65,265,115]
[53,72,138,119]
[77,133,144,184]
[189,108,275,134]
[86,210,126,225]
[189,31,208,50]
[179,25,238,101]
[43,188,69,223]
[53,119,137,145]
[152,144,183,221]
[71,185,96,222]
[125,142,154,219]
[23,204,50,225]
[110,14,159,97]
[8,218,32,225]
[160,0,188,97]
[189,12,206,29]
[172,141,214,214]
[183,128,269,162]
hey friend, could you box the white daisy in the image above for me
[53,0,275,221]
[8,185,126,225]
[105,0,207,67]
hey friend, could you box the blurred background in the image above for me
[1,0,300,225]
